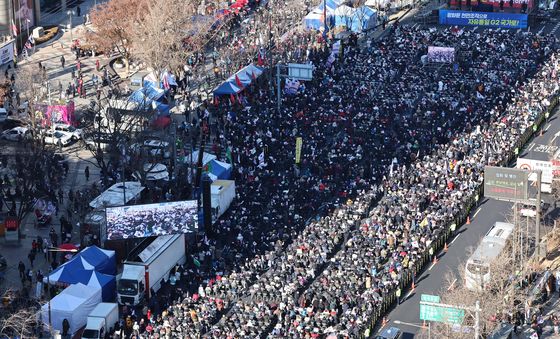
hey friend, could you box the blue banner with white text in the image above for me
[439,10,528,29]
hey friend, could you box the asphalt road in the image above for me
[381,86,560,339]
[382,198,512,338]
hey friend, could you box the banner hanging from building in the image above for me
[439,10,528,29]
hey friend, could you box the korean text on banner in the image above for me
[439,10,528,29]
[295,137,303,164]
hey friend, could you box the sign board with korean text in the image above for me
[421,294,441,303]
[288,63,313,81]
[4,216,19,241]
[484,166,528,202]
[516,158,555,183]
[439,10,528,29]
[420,301,465,324]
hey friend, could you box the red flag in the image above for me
[230,93,235,104]
[237,94,242,104]
[257,52,263,66]
[235,74,243,88]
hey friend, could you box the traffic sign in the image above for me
[421,294,440,303]
[420,301,465,324]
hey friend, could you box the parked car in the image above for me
[519,201,550,218]
[53,123,83,140]
[130,139,171,159]
[1,127,30,141]
[43,130,73,146]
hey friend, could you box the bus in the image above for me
[465,222,515,290]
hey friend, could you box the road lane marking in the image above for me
[405,290,414,299]
[538,26,545,35]
[473,207,481,219]
[545,123,552,131]
[450,234,460,244]
[429,261,437,270]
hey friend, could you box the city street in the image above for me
[381,105,560,337]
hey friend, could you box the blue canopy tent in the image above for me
[44,258,90,285]
[213,63,264,96]
[333,5,356,29]
[316,0,345,13]
[86,271,116,302]
[205,159,232,181]
[352,6,377,32]
[75,246,116,275]
[304,9,327,30]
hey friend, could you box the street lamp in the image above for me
[67,10,76,44]
[393,320,431,339]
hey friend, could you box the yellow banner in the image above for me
[295,137,302,164]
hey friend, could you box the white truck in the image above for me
[81,302,119,339]
[117,234,186,306]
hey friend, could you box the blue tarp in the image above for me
[213,64,264,96]
[74,246,116,275]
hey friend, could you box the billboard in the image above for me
[105,200,198,240]
[484,166,528,202]
[427,46,455,63]
[439,10,528,29]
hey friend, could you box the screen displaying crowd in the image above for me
[427,46,456,63]
[105,200,198,240]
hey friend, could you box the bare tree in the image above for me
[130,0,213,88]
[0,289,39,338]
[79,96,153,183]
[87,0,149,74]
[13,64,47,133]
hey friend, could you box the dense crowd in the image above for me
[109,23,560,338]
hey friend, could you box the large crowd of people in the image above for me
[106,22,560,339]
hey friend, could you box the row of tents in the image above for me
[304,0,378,33]
[40,246,117,334]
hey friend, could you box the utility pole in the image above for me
[276,64,281,112]
[474,300,480,339]
[536,170,542,258]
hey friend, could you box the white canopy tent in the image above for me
[40,283,102,335]
[186,151,217,166]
